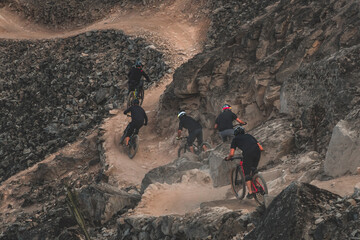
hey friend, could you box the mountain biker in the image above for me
[122,99,148,146]
[224,125,264,199]
[214,104,247,142]
[127,59,151,94]
[176,110,208,154]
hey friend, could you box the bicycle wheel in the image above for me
[252,173,268,205]
[200,142,211,153]
[177,146,187,157]
[127,135,139,159]
[127,91,136,108]
[230,165,246,199]
[138,88,144,106]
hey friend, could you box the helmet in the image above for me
[222,104,231,111]
[234,125,245,136]
[132,99,139,105]
[177,110,186,118]
[135,59,142,67]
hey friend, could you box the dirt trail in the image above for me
[0,0,237,216]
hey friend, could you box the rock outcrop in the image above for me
[324,107,360,177]
[245,182,360,240]
[157,0,360,158]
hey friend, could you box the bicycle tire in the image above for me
[230,165,246,199]
[128,135,139,159]
[138,88,144,106]
[177,146,187,157]
[200,142,211,153]
[252,173,268,206]
[127,91,136,109]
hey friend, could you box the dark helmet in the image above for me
[132,99,139,105]
[135,59,143,67]
[234,125,245,136]
[222,104,231,111]
[177,110,186,118]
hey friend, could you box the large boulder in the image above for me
[324,108,360,177]
[77,183,141,226]
[208,144,237,187]
[141,155,206,193]
[245,182,360,240]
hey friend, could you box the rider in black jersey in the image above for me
[176,110,207,153]
[127,59,151,93]
[225,125,264,199]
[122,99,148,146]
[214,104,246,142]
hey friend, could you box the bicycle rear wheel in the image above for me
[200,142,211,152]
[127,91,136,108]
[252,173,268,205]
[127,135,139,159]
[177,146,187,157]
[230,165,246,199]
[138,88,144,106]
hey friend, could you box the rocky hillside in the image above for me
[0,30,169,182]
[0,0,359,239]
[157,0,360,156]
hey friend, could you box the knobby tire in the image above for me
[230,165,246,199]
[252,173,268,206]
[127,91,136,109]
[177,146,187,157]
[127,135,139,159]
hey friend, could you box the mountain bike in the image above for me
[177,137,211,157]
[127,86,144,108]
[119,117,140,159]
[227,155,268,205]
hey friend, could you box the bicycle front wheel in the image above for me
[128,135,139,159]
[230,165,246,200]
[252,173,268,206]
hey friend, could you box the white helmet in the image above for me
[177,110,186,118]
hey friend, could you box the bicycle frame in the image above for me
[238,160,265,193]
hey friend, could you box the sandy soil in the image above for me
[0,0,359,219]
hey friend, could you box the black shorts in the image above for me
[242,147,261,180]
[188,128,203,146]
[124,122,142,137]
[128,80,144,92]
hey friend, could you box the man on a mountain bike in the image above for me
[214,104,247,142]
[122,99,148,146]
[176,110,207,154]
[127,59,151,94]
[224,126,264,199]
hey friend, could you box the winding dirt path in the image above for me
[1,0,243,216]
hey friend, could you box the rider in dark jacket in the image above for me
[176,110,207,153]
[122,99,148,146]
[127,60,151,93]
[225,126,264,199]
[214,104,246,142]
